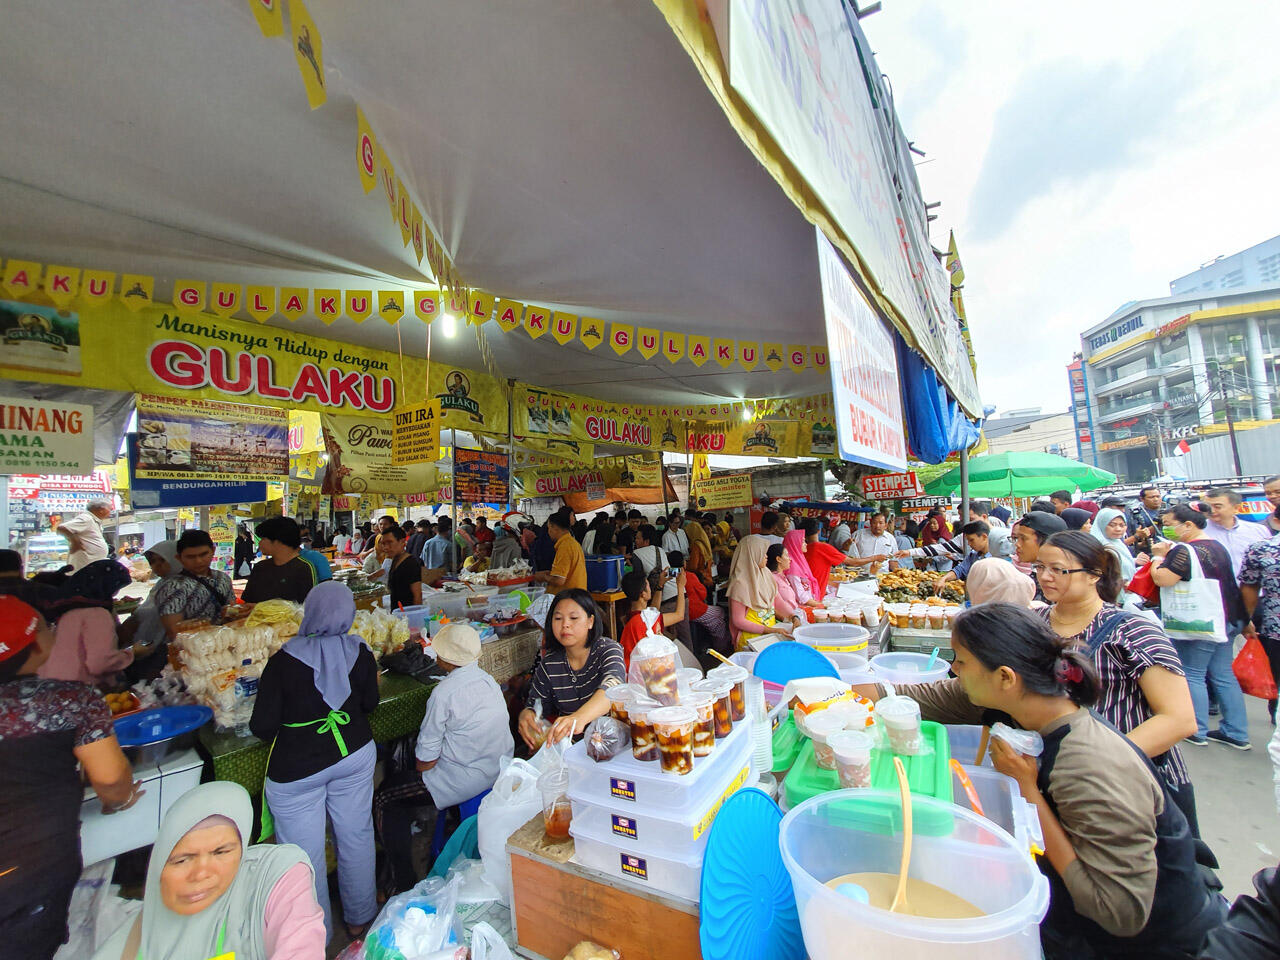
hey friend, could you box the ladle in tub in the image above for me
[889,756,912,914]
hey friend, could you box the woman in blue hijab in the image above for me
[249,580,379,943]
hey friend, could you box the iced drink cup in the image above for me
[538,768,573,839]
[829,729,874,788]
[708,664,749,721]
[628,696,662,761]
[683,691,715,757]
[636,651,679,705]
[805,710,849,771]
[693,678,733,738]
[606,684,642,724]
[875,696,923,755]
[649,706,697,776]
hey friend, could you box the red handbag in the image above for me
[1233,634,1278,700]
[1127,562,1159,604]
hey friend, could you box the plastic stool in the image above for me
[430,788,491,859]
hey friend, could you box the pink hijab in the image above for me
[783,529,819,598]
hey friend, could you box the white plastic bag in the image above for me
[477,757,543,905]
[364,874,462,960]
[470,921,516,960]
[1159,545,1228,643]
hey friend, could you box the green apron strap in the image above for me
[283,709,352,757]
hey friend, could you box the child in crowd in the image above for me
[618,568,685,669]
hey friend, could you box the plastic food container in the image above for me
[794,623,871,654]
[728,651,757,672]
[683,691,716,757]
[805,710,849,771]
[539,768,572,839]
[779,790,1050,958]
[875,696,923,756]
[829,730,874,789]
[569,818,705,902]
[691,677,734,738]
[946,725,994,768]
[707,663,749,721]
[950,764,1043,859]
[870,652,951,687]
[650,706,697,776]
[627,697,662,762]
[606,684,644,724]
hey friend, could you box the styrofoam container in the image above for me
[570,817,704,902]
[568,747,751,857]
[951,764,1043,860]
[780,790,1050,959]
[564,709,751,809]
[870,651,951,686]
[794,623,870,654]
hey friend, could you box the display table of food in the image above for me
[199,671,437,794]
[507,814,701,960]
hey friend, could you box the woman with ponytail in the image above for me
[1034,530,1200,833]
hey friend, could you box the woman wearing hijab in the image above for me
[490,525,523,567]
[1092,507,1137,608]
[121,541,181,681]
[684,518,716,594]
[726,536,793,649]
[766,544,808,631]
[92,781,324,960]
[39,559,134,687]
[249,581,379,942]
[1060,507,1093,533]
[782,528,820,605]
[966,556,1040,609]
[920,510,951,546]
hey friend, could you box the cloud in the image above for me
[968,52,1193,241]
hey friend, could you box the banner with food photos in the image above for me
[135,394,289,481]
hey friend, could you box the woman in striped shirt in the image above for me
[1034,531,1201,834]
[518,590,625,750]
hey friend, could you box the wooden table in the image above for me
[507,815,701,960]
[590,589,627,640]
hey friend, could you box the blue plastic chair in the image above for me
[752,641,838,687]
[430,788,491,859]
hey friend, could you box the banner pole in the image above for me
[506,380,514,513]
[449,428,457,573]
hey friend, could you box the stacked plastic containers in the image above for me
[563,661,755,902]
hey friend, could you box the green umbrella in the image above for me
[923,451,1117,498]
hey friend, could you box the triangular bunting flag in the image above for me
[289,0,327,109]
[610,322,634,356]
[410,205,425,263]
[662,332,685,364]
[687,335,710,367]
[247,0,284,37]
[246,286,275,323]
[346,290,373,323]
[787,345,807,372]
[524,306,549,340]
[762,342,785,372]
[355,106,377,193]
[414,290,440,324]
[552,312,578,345]
[210,283,242,318]
[579,317,604,349]
[469,291,495,325]
[637,327,660,360]
[43,266,80,308]
[80,270,115,306]
[280,287,308,321]
[173,280,206,313]
[315,289,341,324]
[2,260,41,298]
[738,341,759,371]
[713,338,735,368]
[494,298,523,332]
[379,290,404,324]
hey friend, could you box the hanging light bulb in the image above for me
[441,312,458,338]
[741,403,754,422]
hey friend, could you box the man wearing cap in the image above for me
[373,623,513,892]
[0,597,139,957]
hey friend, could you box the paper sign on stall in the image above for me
[690,472,754,511]
[135,394,288,481]
[859,471,922,499]
[0,396,95,474]
[391,399,441,465]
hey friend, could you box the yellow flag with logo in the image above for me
[315,289,341,324]
[80,270,115,306]
[355,106,377,193]
[610,322,634,356]
[279,288,308,321]
[289,0,327,109]
[946,230,964,288]
[379,290,404,324]
[552,312,578,345]
[119,273,154,312]
[762,343,785,372]
[787,344,807,372]
[687,335,710,367]
[737,341,759,371]
[3,260,41,298]
[246,286,275,322]
[210,283,241,317]
[579,317,604,350]
[524,305,550,340]
[637,327,660,360]
[713,338,735,368]
[414,290,440,324]
[469,291,495,326]
[346,291,373,324]
[493,298,522,332]
[247,0,283,36]
[43,266,80,308]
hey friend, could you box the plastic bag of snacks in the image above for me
[584,715,631,763]
[628,635,680,705]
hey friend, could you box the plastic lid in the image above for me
[113,705,213,747]
[692,677,732,696]
[708,663,748,683]
[804,709,848,742]
[605,684,642,704]
[678,667,704,683]
[874,695,921,720]
[627,696,662,719]
[681,690,714,708]
[828,729,874,756]
[648,705,696,725]
[753,641,839,686]
[699,788,804,960]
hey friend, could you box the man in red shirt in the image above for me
[801,518,862,598]
[618,569,685,668]
[474,516,495,547]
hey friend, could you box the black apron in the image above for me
[1037,716,1224,959]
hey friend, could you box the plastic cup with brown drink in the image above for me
[539,768,573,839]
[628,695,662,761]
[875,695,923,756]
[683,690,716,757]
[708,663,749,721]
[829,729,874,788]
[606,684,643,724]
[692,677,733,738]
[805,709,849,771]
[649,705,697,776]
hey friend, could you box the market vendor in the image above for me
[858,603,1224,958]
[799,518,866,597]
[0,597,140,960]
[725,537,797,649]
[519,590,625,748]
[38,558,135,688]
[0,549,58,618]
[847,512,900,573]
[241,517,321,606]
[155,530,236,638]
[533,509,587,592]
[381,525,423,608]
[490,525,523,567]
[374,623,513,892]
[90,781,325,960]
[119,541,180,680]
[250,581,378,943]
[766,544,808,633]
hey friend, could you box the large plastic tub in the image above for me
[946,725,993,768]
[585,554,626,592]
[870,652,951,687]
[780,790,1050,959]
[951,765,1043,859]
[570,817,703,902]
[794,624,870,654]
[568,748,751,857]
[564,712,751,809]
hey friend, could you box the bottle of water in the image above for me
[233,658,259,738]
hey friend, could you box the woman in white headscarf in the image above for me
[120,541,180,680]
[726,536,792,650]
[1092,507,1137,604]
[92,781,324,959]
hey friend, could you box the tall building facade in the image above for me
[1071,235,1280,481]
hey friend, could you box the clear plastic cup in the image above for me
[628,696,662,762]
[649,705,697,776]
[678,667,704,687]
[805,710,850,770]
[635,647,680,705]
[813,608,829,622]
[875,696,923,756]
[692,678,733,738]
[539,768,572,839]
[683,691,715,757]
[829,729,874,788]
[927,608,945,630]
[708,663,749,721]
[862,603,881,627]
[606,684,643,724]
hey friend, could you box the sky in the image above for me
[860,1,1280,416]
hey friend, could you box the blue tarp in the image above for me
[894,332,982,464]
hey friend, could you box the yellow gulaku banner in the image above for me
[0,298,509,437]
[514,383,838,457]
[320,412,440,495]
[511,437,596,465]
[690,472,754,510]
[514,455,663,497]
